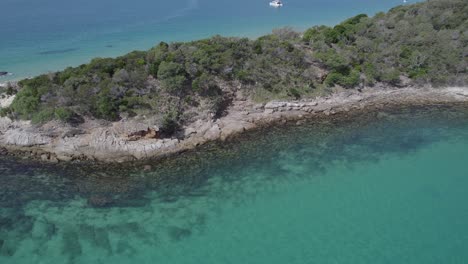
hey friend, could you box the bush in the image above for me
[235,70,253,84]
[0,107,11,118]
[192,73,219,96]
[95,92,119,121]
[325,69,360,88]
[287,88,301,99]
[341,69,360,88]
[363,63,378,85]
[31,108,54,124]
[324,72,341,87]
[158,61,188,93]
[54,107,74,122]
[381,69,401,85]
[18,75,51,90]
[160,110,180,136]
[10,87,40,118]
[408,67,428,79]
[85,58,119,76]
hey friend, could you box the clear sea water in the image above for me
[0,0,417,81]
[1,105,468,263]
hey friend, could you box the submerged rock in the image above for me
[94,228,112,254]
[61,229,82,260]
[87,194,113,208]
[167,226,192,241]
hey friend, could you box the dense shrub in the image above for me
[10,86,40,119]
[305,0,466,86]
[6,0,465,130]
[31,109,54,124]
[160,110,180,136]
[158,61,188,94]
[54,107,74,122]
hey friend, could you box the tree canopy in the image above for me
[2,0,466,131]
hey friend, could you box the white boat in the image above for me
[269,0,283,7]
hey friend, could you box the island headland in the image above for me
[0,0,466,163]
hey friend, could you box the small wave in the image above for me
[38,48,79,55]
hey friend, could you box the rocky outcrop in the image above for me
[0,86,467,163]
[126,127,160,141]
[0,94,15,108]
[2,129,52,147]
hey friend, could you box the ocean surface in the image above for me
[0,0,418,81]
[1,104,468,263]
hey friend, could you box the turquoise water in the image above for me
[0,0,416,81]
[1,105,468,263]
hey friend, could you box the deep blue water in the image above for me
[0,0,416,81]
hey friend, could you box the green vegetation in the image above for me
[2,0,466,133]
[303,0,467,87]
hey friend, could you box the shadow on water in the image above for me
[1,103,468,260]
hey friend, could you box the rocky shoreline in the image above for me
[1,86,468,163]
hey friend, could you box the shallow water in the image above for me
[1,105,468,263]
[0,0,418,81]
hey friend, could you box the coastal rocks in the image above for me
[40,153,50,161]
[61,128,85,139]
[43,123,180,162]
[203,124,221,140]
[263,101,324,114]
[0,72,11,77]
[161,138,179,149]
[1,86,468,162]
[0,94,15,108]
[184,119,213,138]
[126,127,160,141]
[253,103,265,110]
[265,102,286,109]
[184,127,198,137]
[87,195,113,208]
[0,117,14,131]
[446,87,468,98]
[219,120,255,141]
[56,155,73,162]
[111,121,156,137]
[2,129,51,147]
